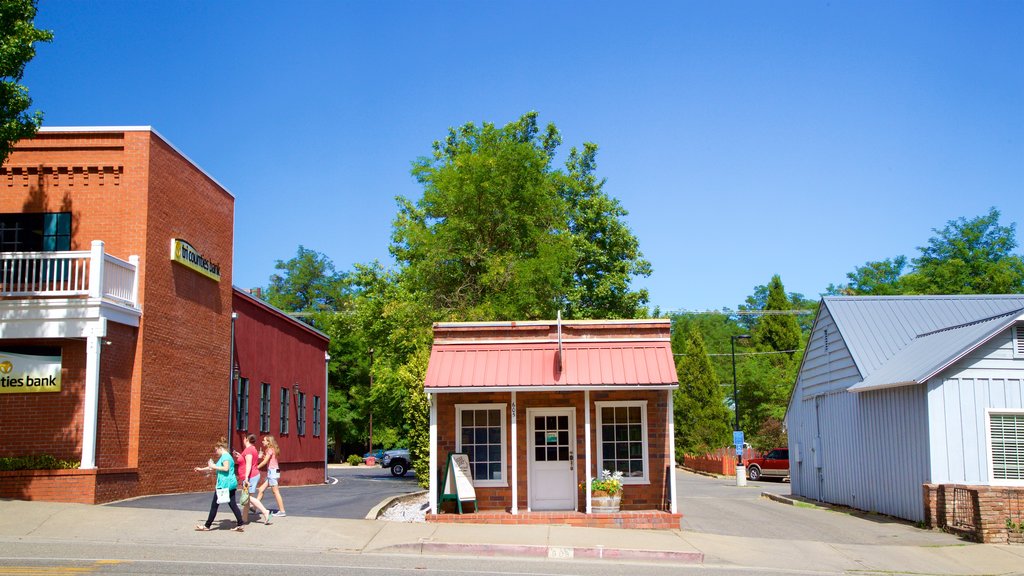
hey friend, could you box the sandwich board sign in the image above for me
[439,452,477,513]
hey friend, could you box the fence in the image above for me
[683,447,763,476]
[0,241,138,308]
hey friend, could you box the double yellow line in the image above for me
[0,560,125,575]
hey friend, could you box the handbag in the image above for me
[215,488,229,504]
[239,486,250,506]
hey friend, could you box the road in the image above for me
[107,464,420,519]
[676,469,960,546]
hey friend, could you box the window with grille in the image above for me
[0,212,71,252]
[455,404,506,487]
[235,377,249,431]
[259,383,271,433]
[596,401,649,483]
[280,387,290,435]
[1014,326,1024,359]
[313,395,321,437]
[989,410,1024,484]
[297,391,306,436]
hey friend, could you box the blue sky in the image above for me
[25,1,1023,312]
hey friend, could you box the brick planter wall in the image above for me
[923,483,1024,544]
[0,468,138,504]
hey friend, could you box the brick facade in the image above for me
[434,389,674,514]
[1,128,326,503]
[923,483,1024,544]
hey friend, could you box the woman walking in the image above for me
[235,433,273,525]
[194,437,244,532]
[257,435,287,516]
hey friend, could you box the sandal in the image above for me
[194,525,211,531]
[231,525,245,532]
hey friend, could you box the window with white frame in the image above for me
[596,401,649,483]
[988,409,1024,485]
[455,404,507,487]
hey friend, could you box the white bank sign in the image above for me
[0,350,62,394]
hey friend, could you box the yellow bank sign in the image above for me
[0,351,62,394]
[170,238,221,282]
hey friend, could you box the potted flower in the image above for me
[589,469,624,512]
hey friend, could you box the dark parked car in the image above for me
[381,448,411,477]
[747,448,790,481]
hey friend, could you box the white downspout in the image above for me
[584,389,592,514]
[511,390,518,514]
[429,392,438,514]
[324,351,330,484]
[668,389,678,513]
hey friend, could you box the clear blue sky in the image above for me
[25,1,1024,312]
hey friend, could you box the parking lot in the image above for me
[108,464,420,520]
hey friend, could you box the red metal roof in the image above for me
[424,340,678,390]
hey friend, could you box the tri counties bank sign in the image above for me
[0,349,62,394]
[170,238,221,282]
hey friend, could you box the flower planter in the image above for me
[591,490,621,513]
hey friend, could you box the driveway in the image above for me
[107,464,420,519]
[676,468,961,546]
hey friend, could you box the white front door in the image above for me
[528,408,576,511]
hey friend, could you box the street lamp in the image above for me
[731,334,751,486]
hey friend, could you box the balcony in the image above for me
[0,241,141,339]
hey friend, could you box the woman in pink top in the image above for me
[233,434,273,525]
[257,435,286,516]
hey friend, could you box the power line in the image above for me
[667,309,814,316]
[674,348,804,357]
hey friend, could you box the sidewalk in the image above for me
[1,499,1023,574]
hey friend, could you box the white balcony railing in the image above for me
[0,240,139,308]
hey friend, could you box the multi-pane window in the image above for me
[313,395,321,437]
[596,401,648,482]
[235,377,249,431]
[259,383,271,433]
[280,387,290,435]
[533,414,571,462]
[297,391,307,436]
[0,212,71,252]
[455,404,506,486]
[989,410,1024,484]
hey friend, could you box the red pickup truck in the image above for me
[746,448,789,481]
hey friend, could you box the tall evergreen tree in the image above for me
[752,275,802,355]
[674,327,732,457]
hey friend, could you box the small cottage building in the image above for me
[787,295,1024,542]
[423,318,680,529]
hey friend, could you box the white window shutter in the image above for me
[1015,326,1024,358]
[990,413,1024,481]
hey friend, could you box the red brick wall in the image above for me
[924,483,1024,544]
[96,322,139,468]
[435,389,674,513]
[134,132,234,496]
[0,339,86,461]
[232,289,328,484]
[0,468,139,504]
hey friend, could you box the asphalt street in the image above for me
[676,469,962,546]
[106,464,420,519]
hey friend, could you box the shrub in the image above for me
[346,454,363,466]
[0,454,80,471]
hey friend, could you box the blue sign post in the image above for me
[733,430,745,455]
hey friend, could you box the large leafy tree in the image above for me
[265,246,349,314]
[368,112,653,485]
[830,209,1024,296]
[1,0,52,163]
[674,327,732,458]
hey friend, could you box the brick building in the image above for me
[423,319,682,529]
[0,127,327,503]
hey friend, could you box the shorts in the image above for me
[267,468,280,487]
[246,473,260,493]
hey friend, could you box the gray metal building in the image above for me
[786,295,1024,522]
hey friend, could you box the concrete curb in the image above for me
[379,541,704,564]
[365,490,428,520]
[761,491,796,506]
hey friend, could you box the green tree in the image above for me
[369,112,653,486]
[674,327,732,458]
[829,208,1024,296]
[265,246,348,314]
[0,0,52,163]
[751,275,802,355]
[903,208,1024,294]
[559,143,652,319]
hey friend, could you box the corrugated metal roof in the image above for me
[424,341,678,390]
[825,295,1024,380]
[848,308,1023,392]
